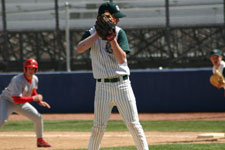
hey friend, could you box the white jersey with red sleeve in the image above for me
[0,73,44,139]
[0,73,38,103]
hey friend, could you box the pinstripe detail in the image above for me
[89,27,130,79]
[88,82,113,150]
[115,80,148,150]
[88,80,149,150]
[87,20,148,150]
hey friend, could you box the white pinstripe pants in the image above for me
[88,79,149,150]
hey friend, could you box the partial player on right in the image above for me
[209,49,225,90]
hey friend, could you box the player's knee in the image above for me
[126,121,142,131]
[36,114,42,122]
[32,113,42,123]
[0,120,7,129]
[91,126,105,136]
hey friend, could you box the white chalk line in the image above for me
[0,133,196,138]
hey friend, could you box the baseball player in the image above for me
[210,49,225,76]
[209,49,225,97]
[77,2,149,150]
[0,58,51,147]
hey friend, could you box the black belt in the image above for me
[97,75,128,83]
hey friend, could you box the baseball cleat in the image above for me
[37,138,51,147]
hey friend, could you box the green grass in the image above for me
[1,120,225,150]
[1,120,225,132]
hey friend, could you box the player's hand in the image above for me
[33,94,43,102]
[39,101,51,109]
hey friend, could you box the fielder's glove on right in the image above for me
[209,69,225,88]
[95,12,116,41]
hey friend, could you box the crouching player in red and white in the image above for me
[0,58,51,147]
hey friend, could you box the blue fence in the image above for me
[0,68,224,113]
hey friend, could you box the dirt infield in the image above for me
[1,131,224,150]
[1,112,225,150]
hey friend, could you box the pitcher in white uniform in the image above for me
[0,58,51,147]
[77,2,149,150]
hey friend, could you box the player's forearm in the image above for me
[12,96,34,104]
[77,33,99,53]
[110,39,126,64]
[12,94,42,104]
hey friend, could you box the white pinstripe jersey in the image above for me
[0,73,38,103]
[88,26,130,79]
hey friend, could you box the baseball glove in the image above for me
[95,12,117,41]
[209,70,225,88]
